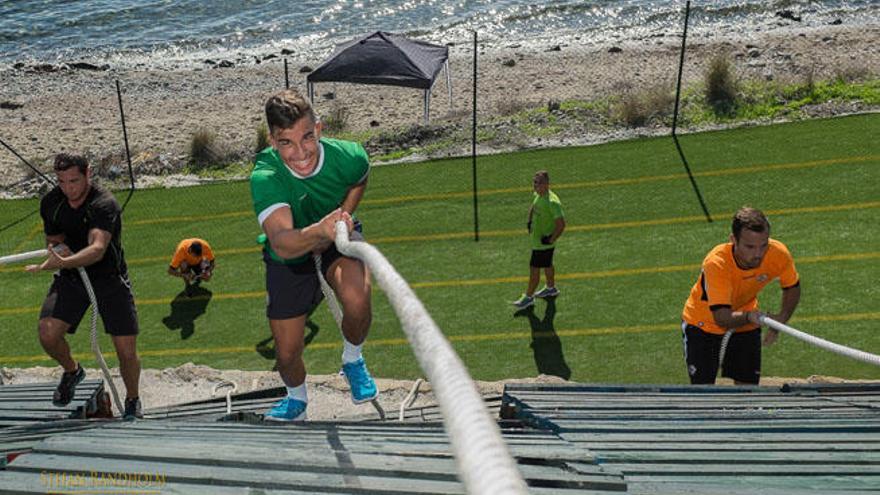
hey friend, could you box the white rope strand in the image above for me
[1,247,126,415]
[78,267,125,414]
[0,248,48,265]
[333,221,528,495]
[313,254,344,327]
[761,316,880,367]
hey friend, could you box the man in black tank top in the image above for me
[25,154,143,419]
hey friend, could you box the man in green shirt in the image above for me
[512,170,566,310]
[250,89,377,421]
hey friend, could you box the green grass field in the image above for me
[1,113,878,384]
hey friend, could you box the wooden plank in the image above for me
[560,431,880,442]
[562,441,880,452]
[596,450,880,463]
[625,475,880,492]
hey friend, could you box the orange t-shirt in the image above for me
[169,238,214,269]
[682,239,798,335]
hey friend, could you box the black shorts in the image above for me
[264,231,363,320]
[530,248,555,268]
[39,272,139,336]
[682,322,761,385]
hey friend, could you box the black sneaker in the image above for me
[123,397,143,420]
[53,364,85,407]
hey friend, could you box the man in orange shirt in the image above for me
[168,238,215,294]
[681,207,801,385]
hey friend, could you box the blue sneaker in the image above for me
[264,397,307,421]
[341,358,379,404]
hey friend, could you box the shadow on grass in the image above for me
[255,319,321,368]
[161,286,213,340]
[514,297,571,380]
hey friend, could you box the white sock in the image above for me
[342,339,363,364]
[286,384,308,402]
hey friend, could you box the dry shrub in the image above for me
[616,84,675,127]
[189,128,224,168]
[321,104,348,133]
[705,54,738,115]
[495,98,531,116]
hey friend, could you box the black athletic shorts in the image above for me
[530,248,555,268]
[681,322,761,385]
[264,231,363,320]
[39,272,139,336]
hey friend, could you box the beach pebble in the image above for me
[502,59,516,67]
[281,48,294,55]
[608,46,622,53]
[546,45,561,52]
[262,54,277,61]
[216,60,234,68]
[830,19,842,26]
[748,48,762,58]
[299,66,313,73]
[69,62,109,71]
[775,10,802,22]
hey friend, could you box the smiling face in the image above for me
[270,116,323,176]
[56,166,91,207]
[731,228,770,270]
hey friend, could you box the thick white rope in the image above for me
[761,316,880,367]
[78,267,125,414]
[0,248,125,414]
[0,249,49,265]
[333,221,528,495]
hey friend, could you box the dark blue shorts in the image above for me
[264,231,363,320]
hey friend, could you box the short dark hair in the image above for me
[53,154,89,175]
[188,241,203,257]
[732,206,770,240]
[534,170,550,183]
[265,89,317,133]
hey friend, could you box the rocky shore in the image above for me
[0,22,877,198]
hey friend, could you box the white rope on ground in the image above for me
[399,378,424,422]
[212,380,238,415]
[78,267,124,414]
[333,221,529,495]
[0,248,125,415]
[761,315,880,367]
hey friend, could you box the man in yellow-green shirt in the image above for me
[512,170,566,310]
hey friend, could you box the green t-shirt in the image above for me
[531,190,564,250]
[250,138,370,264]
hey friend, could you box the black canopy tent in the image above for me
[306,31,452,125]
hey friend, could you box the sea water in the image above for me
[1,0,876,69]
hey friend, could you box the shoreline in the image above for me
[1,23,877,193]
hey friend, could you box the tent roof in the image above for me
[307,31,448,90]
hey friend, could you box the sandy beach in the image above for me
[0,22,877,192]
